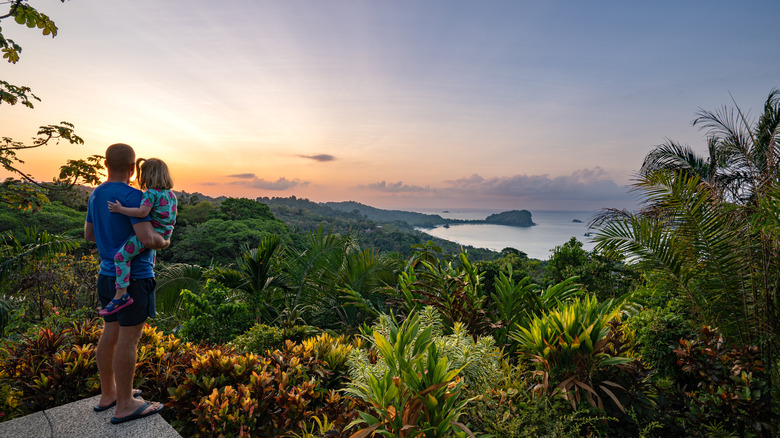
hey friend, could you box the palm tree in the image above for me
[639,89,780,204]
[337,248,401,323]
[692,89,780,204]
[154,263,205,315]
[0,228,80,282]
[209,234,285,322]
[0,227,81,325]
[593,89,780,386]
[280,226,400,329]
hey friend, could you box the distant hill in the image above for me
[484,210,535,227]
[256,196,498,259]
[324,201,449,228]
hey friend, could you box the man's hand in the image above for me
[84,222,95,242]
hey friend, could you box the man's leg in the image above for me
[96,320,119,407]
[113,277,162,419]
[113,322,161,417]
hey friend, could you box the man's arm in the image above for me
[132,221,170,250]
[84,222,96,242]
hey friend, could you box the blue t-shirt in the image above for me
[86,182,155,278]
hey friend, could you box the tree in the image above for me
[593,89,780,389]
[639,89,780,205]
[1,0,103,210]
[544,237,640,300]
[209,235,285,323]
[215,197,276,221]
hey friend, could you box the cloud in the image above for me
[358,168,635,209]
[226,173,257,179]
[446,173,485,188]
[359,180,431,193]
[299,154,336,162]
[466,168,630,202]
[227,174,308,190]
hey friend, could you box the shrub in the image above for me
[230,323,284,355]
[301,332,354,380]
[345,311,481,437]
[0,318,101,419]
[349,307,501,399]
[468,389,607,438]
[1,251,99,322]
[626,301,696,381]
[673,326,776,437]
[0,317,363,436]
[167,339,362,437]
[134,324,206,404]
[510,295,636,413]
[178,280,254,344]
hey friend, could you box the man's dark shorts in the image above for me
[98,275,156,326]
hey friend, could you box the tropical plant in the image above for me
[177,281,254,344]
[351,307,502,400]
[0,228,80,282]
[345,312,475,437]
[393,249,492,336]
[279,226,398,330]
[510,295,634,412]
[154,263,204,316]
[209,235,285,322]
[336,247,400,322]
[599,90,780,386]
[166,338,362,437]
[0,318,102,419]
[674,326,776,437]
[593,169,780,383]
[638,89,780,205]
[491,265,582,353]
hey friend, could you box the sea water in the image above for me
[409,208,598,261]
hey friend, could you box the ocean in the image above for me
[408,208,598,261]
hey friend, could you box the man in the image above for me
[84,143,166,424]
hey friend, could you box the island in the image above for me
[484,210,535,227]
[572,219,582,223]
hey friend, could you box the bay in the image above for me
[407,208,598,260]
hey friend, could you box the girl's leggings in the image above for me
[113,235,146,289]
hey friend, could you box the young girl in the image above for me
[100,158,178,316]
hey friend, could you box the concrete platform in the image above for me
[0,395,181,438]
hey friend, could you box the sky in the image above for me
[3,0,780,211]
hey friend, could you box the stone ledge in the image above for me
[0,395,181,438]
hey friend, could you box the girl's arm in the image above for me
[108,199,153,218]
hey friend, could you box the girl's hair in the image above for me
[135,158,174,190]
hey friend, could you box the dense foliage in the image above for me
[2,86,780,435]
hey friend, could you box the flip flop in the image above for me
[93,389,143,412]
[110,401,164,424]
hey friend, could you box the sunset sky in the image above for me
[3,0,780,211]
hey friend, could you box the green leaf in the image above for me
[2,47,20,64]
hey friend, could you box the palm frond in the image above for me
[155,263,204,314]
[0,228,80,281]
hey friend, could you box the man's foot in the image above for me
[93,389,143,412]
[111,401,164,424]
[99,293,133,316]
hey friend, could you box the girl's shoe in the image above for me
[99,293,134,316]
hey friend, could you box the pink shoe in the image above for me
[99,293,134,316]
